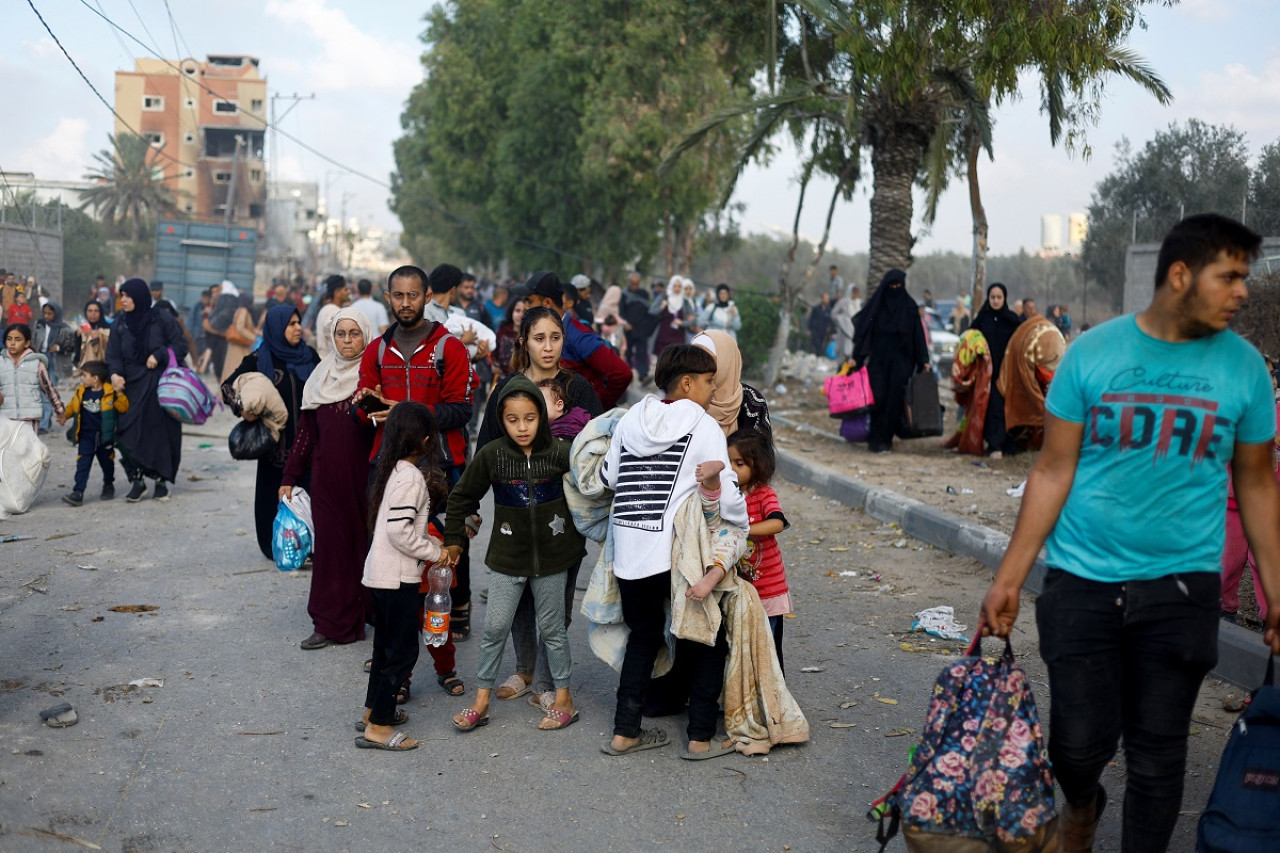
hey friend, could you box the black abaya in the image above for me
[852,270,930,452]
[971,284,1022,454]
[105,308,187,482]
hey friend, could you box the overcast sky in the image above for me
[3,0,1278,260]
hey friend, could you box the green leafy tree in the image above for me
[1082,120,1251,309]
[80,133,180,244]
[391,0,766,275]
[47,200,115,299]
[1248,139,1280,236]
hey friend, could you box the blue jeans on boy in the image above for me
[1035,568,1220,853]
[74,432,116,494]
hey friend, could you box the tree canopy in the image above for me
[80,133,180,244]
[1082,120,1257,307]
[391,0,768,276]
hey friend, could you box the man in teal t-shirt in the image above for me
[980,214,1280,853]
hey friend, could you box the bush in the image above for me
[1231,270,1280,358]
[734,289,779,378]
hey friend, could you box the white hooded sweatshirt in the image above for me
[602,394,748,580]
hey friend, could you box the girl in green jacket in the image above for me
[443,374,585,732]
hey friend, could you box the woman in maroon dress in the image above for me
[280,307,377,649]
[650,275,689,358]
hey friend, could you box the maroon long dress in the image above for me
[282,400,375,643]
[651,306,686,355]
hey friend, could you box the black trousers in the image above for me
[364,583,422,727]
[614,572,728,742]
[1035,569,1219,853]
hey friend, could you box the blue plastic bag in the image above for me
[825,339,837,360]
[272,498,312,571]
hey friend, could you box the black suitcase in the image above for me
[902,372,943,438]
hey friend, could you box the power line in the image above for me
[70,0,587,263]
[25,0,201,177]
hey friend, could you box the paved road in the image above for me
[0,413,1235,852]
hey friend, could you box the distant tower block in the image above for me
[1041,214,1063,253]
[1068,213,1089,251]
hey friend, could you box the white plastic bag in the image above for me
[0,416,51,519]
[282,487,314,540]
[912,605,969,642]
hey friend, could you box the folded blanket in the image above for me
[232,373,288,442]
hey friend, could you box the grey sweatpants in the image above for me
[477,571,571,690]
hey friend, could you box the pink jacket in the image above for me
[362,460,443,589]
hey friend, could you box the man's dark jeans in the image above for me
[1035,568,1220,853]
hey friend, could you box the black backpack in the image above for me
[1197,657,1280,851]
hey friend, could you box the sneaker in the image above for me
[126,480,147,502]
[153,481,170,502]
[62,491,84,507]
[101,484,115,501]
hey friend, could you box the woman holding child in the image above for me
[475,305,602,706]
[280,307,376,650]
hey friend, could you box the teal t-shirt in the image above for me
[1045,315,1276,582]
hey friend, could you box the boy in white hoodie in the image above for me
[601,344,749,759]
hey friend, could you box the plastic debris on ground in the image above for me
[1007,480,1027,498]
[912,605,969,642]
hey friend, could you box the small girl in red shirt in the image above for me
[727,429,791,672]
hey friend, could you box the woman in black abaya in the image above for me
[970,282,1022,457]
[106,278,188,500]
[851,269,930,454]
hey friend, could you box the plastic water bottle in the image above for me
[423,564,452,647]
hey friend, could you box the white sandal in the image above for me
[496,673,530,700]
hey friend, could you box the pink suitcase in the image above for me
[825,369,874,416]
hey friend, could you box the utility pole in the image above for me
[224,135,244,226]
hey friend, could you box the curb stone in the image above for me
[775,444,1273,689]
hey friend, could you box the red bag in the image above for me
[825,369,874,416]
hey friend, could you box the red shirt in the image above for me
[744,484,788,600]
[7,303,33,327]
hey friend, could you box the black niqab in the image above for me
[120,278,155,362]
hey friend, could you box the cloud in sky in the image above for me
[264,0,420,93]
[1181,57,1280,146]
[15,117,90,181]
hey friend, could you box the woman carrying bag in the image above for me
[223,304,319,560]
[851,269,930,454]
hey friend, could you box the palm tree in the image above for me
[667,0,1171,295]
[80,134,180,243]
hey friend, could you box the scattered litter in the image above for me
[872,573,882,582]
[39,703,78,728]
[960,488,973,495]
[971,461,989,468]
[912,606,969,641]
[774,384,787,394]
[58,604,83,612]
[108,605,159,613]
[1006,480,1027,498]
[248,808,277,813]
[1222,695,1246,713]
[77,564,98,571]
[128,678,164,688]
[334,821,349,827]
[945,485,957,495]
[893,539,907,548]
[357,803,372,809]
[20,828,101,850]
[198,443,214,449]
[800,666,825,673]
[838,571,859,578]
[875,698,899,706]
[237,730,284,736]
[1,534,35,543]
[828,547,849,553]
[885,727,914,737]
[829,722,857,729]
[91,616,103,622]
[839,701,858,709]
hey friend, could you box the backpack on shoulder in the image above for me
[1197,657,1280,852]
[872,636,1058,852]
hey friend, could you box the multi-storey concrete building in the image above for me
[113,55,267,225]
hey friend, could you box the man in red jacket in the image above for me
[516,270,632,409]
[355,264,477,642]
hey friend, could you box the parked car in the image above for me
[923,308,960,371]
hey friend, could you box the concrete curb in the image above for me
[776,445,1274,689]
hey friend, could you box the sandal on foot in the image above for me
[300,632,334,650]
[452,708,490,732]
[395,682,411,705]
[355,709,408,731]
[680,739,737,761]
[496,673,531,700]
[601,727,669,756]
[539,708,579,730]
[363,658,372,673]
[438,672,465,696]
[528,691,555,711]
[450,603,471,642]
[354,731,418,751]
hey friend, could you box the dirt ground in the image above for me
[768,374,1267,628]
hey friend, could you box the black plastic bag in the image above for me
[228,418,276,460]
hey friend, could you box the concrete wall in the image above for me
[1124,237,1280,314]
[0,223,63,304]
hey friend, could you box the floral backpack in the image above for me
[872,636,1058,852]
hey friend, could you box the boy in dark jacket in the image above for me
[58,360,129,506]
[442,375,586,732]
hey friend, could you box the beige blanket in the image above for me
[232,373,288,442]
